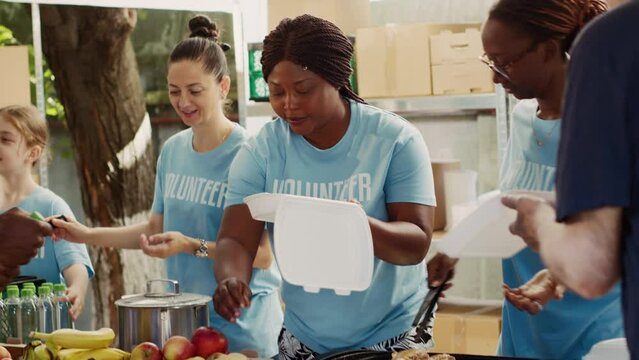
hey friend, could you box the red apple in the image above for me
[131,342,162,360]
[163,336,196,360]
[0,345,10,359]
[190,326,229,357]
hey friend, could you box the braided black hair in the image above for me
[489,0,607,54]
[261,14,364,103]
[169,14,231,82]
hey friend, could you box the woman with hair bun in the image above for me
[213,14,437,360]
[51,15,283,357]
[427,1,623,359]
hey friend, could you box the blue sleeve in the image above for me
[51,199,95,279]
[555,24,632,221]
[225,141,267,208]
[384,127,436,206]
[151,150,165,215]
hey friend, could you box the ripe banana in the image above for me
[57,347,130,360]
[30,327,116,349]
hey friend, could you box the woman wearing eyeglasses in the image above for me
[427,0,624,359]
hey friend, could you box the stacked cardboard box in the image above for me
[268,0,370,36]
[430,28,494,95]
[356,24,478,98]
[431,303,502,355]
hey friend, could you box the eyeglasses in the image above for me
[479,41,540,82]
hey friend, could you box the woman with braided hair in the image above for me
[428,0,623,359]
[51,15,283,357]
[213,14,436,359]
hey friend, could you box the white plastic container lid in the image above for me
[583,338,629,360]
[435,190,554,258]
[244,193,374,295]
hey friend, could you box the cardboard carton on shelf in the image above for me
[431,160,462,231]
[355,23,481,99]
[267,0,370,36]
[431,62,494,96]
[430,28,484,65]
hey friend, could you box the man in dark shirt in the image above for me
[502,1,639,358]
[0,208,51,288]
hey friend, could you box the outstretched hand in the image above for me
[49,216,90,244]
[140,231,192,259]
[503,269,566,315]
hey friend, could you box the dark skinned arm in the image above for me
[369,202,434,265]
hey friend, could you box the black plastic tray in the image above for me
[316,350,539,360]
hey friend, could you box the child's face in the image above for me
[0,115,36,174]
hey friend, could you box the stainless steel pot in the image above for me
[115,279,210,351]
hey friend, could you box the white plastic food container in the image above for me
[244,193,374,295]
[583,338,629,360]
[435,190,554,258]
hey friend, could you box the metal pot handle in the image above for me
[145,279,180,297]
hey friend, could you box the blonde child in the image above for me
[0,105,93,320]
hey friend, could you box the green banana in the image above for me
[30,328,116,349]
[33,343,53,360]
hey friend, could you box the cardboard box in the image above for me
[355,26,392,99]
[356,23,480,98]
[431,62,494,95]
[268,0,370,36]
[0,46,30,108]
[432,160,461,230]
[432,303,502,355]
[430,28,484,65]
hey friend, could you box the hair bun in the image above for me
[189,15,219,41]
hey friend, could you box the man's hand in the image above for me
[0,208,51,288]
[503,269,566,315]
[501,195,556,251]
[0,207,51,262]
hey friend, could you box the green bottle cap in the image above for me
[38,286,51,296]
[7,288,19,298]
[24,282,35,289]
[21,288,34,297]
[53,284,66,292]
[44,282,54,289]
[30,211,45,221]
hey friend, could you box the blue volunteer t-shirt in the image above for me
[151,124,283,357]
[499,100,623,360]
[10,186,94,283]
[556,3,639,358]
[226,99,436,353]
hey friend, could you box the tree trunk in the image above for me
[40,5,157,330]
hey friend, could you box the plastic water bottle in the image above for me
[0,292,6,343]
[20,288,37,342]
[53,284,74,330]
[24,283,39,305]
[37,286,54,333]
[43,283,56,306]
[5,286,22,343]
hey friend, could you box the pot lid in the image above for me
[115,279,210,308]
